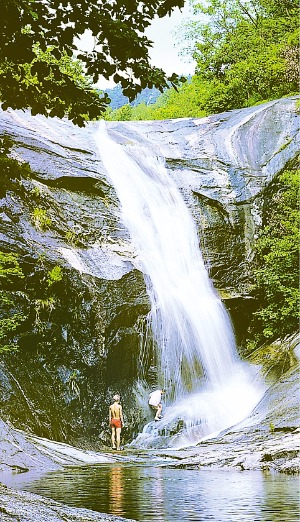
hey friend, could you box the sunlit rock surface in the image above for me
[0,418,114,475]
[0,98,299,445]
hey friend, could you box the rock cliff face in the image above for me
[0,97,299,444]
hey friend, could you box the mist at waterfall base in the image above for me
[94,123,265,448]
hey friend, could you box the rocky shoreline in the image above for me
[159,426,300,474]
[0,483,135,522]
[0,354,299,521]
[0,429,299,522]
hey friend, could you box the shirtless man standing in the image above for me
[109,394,124,450]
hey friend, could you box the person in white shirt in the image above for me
[148,389,165,421]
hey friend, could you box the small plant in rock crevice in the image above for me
[65,228,84,247]
[31,207,52,231]
[47,266,63,287]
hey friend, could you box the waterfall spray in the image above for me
[94,122,265,448]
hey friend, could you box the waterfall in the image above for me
[94,123,265,448]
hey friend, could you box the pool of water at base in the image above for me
[2,462,299,522]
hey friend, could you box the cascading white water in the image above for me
[94,123,265,448]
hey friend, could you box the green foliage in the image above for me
[179,0,299,111]
[0,135,32,194]
[65,224,89,246]
[67,369,81,398]
[104,84,161,110]
[111,0,298,121]
[47,266,63,287]
[0,251,27,353]
[0,252,24,285]
[0,0,184,125]
[0,142,33,352]
[65,229,82,246]
[109,0,298,121]
[0,136,13,155]
[34,297,56,328]
[112,104,134,121]
[31,208,52,231]
[108,76,206,120]
[32,262,64,330]
[0,314,24,352]
[248,167,299,347]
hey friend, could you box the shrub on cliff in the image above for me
[0,252,28,353]
[248,165,299,349]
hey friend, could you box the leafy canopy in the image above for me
[193,0,297,103]
[0,0,184,125]
[106,0,298,121]
[171,0,299,114]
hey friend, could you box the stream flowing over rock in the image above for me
[0,97,299,446]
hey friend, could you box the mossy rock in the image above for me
[247,333,299,381]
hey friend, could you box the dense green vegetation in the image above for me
[1,0,297,123]
[108,0,298,120]
[106,76,207,120]
[247,164,299,350]
[0,138,67,353]
[0,139,30,353]
[0,251,27,353]
[0,0,184,125]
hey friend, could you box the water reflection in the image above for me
[1,464,299,522]
[108,466,124,516]
[262,473,300,521]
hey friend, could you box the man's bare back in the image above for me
[109,402,122,419]
[109,394,124,450]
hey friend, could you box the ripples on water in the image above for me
[3,463,299,522]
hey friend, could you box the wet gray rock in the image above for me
[157,359,300,473]
[1,96,299,293]
[0,418,117,474]
[0,483,135,522]
[0,98,299,445]
[160,429,300,474]
[0,419,60,474]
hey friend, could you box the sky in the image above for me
[76,2,196,89]
[145,3,195,77]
